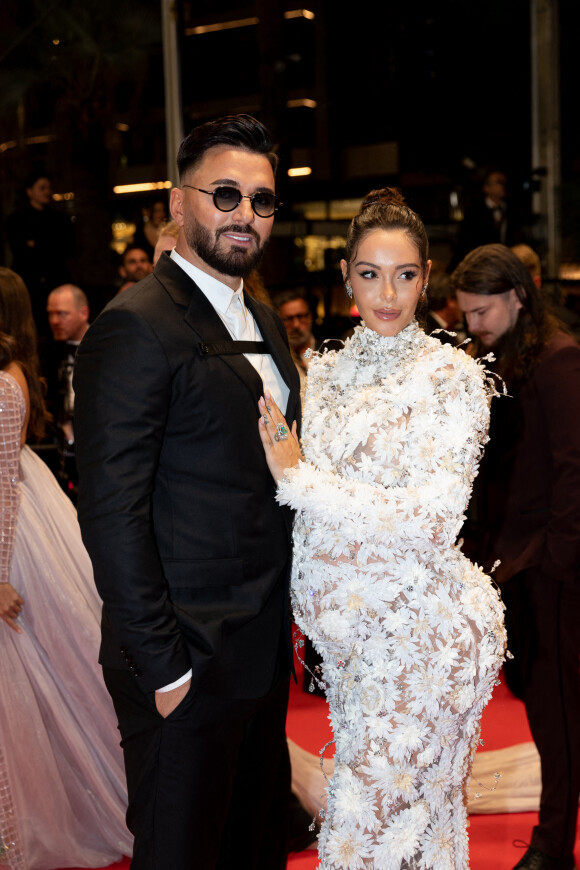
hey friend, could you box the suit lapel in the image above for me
[246,294,301,428]
[244,294,292,385]
[155,254,300,420]
[155,254,265,398]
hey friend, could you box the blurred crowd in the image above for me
[4,163,579,506]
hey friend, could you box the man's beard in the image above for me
[184,215,265,279]
[288,328,309,350]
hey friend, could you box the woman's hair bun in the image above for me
[360,187,406,213]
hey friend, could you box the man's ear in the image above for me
[170,187,185,227]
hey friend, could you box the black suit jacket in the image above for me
[454,199,522,264]
[73,253,301,699]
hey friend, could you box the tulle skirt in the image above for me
[0,446,132,869]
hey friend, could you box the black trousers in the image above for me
[502,569,580,857]
[103,668,291,870]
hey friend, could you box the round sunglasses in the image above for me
[182,185,281,218]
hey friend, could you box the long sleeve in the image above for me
[281,327,498,657]
[73,305,192,693]
[277,339,491,561]
[0,375,23,584]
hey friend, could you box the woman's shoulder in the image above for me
[306,341,344,373]
[422,332,483,374]
[0,365,28,405]
[419,333,500,401]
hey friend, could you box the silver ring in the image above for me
[276,423,288,441]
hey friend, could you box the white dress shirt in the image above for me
[170,250,289,413]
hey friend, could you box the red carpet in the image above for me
[285,665,542,870]
[59,663,578,870]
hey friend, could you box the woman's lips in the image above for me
[373,309,401,321]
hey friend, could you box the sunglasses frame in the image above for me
[182,184,281,218]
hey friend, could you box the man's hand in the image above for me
[0,583,24,634]
[155,678,191,718]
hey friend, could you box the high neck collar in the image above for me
[345,319,424,359]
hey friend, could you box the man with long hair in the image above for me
[452,244,580,870]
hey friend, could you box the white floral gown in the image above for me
[277,321,506,870]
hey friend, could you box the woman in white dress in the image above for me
[258,190,506,869]
[0,269,131,870]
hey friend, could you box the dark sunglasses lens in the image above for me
[212,187,277,216]
[252,193,277,216]
[213,187,241,212]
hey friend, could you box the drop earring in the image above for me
[345,281,353,299]
[421,283,428,298]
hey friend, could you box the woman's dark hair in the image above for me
[177,114,278,179]
[450,243,561,385]
[0,268,48,440]
[344,187,429,272]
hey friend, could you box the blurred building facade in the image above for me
[0,0,578,313]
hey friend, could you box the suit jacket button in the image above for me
[134,670,142,677]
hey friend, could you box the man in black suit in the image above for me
[73,115,301,870]
[6,170,74,335]
[454,168,523,266]
[41,283,90,501]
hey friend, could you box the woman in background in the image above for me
[0,268,130,870]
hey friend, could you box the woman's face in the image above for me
[150,201,167,226]
[341,229,430,337]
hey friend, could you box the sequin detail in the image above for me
[0,372,27,870]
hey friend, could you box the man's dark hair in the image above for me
[482,165,507,186]
[426,274,452,313]
[25,168,52,189]
[177,114,278,180]
[273,288,310,312]
[122,245,152,265]
[450,243,561,386]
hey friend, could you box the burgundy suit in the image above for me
[484,331,580,858]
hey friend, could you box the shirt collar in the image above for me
[485,196,504,211]
[170,248,243,317]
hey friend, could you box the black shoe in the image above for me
[512,846,577,870]
[287,792,318,853]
